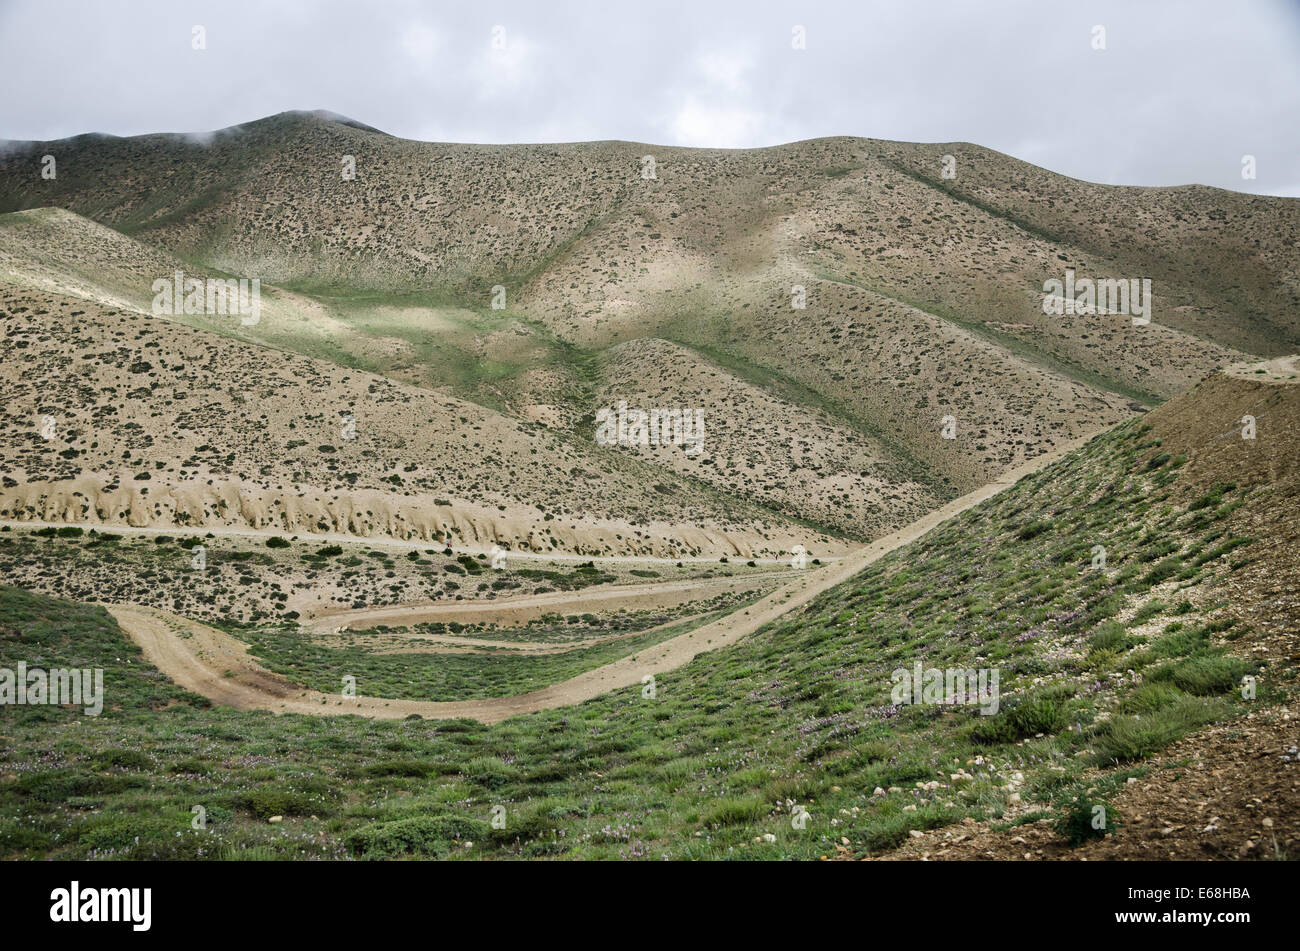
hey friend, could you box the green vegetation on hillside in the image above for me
[239,604,744,702]
[0,420,1272,859]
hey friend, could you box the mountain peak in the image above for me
[251,110,389,135]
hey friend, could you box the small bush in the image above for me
[15,769,107,803]
[460,756,519,790]
[1119,682,1183,714]
[360,759,430,778]
[1016,520,1053,541]
[970,688,1070,744]
[1188,483,1235,511]
[0,820,54,854]
[1139,557,1183,588]
[243,783,337,818]
[1155,655,1251,696]
[1144,623,1211,659]
[91,749,152,770]
[1054,796,1119,846]
[1131,600,1167,624]
[701,796,768,827]
[76,815,184,853]
[1088,621,1136,654]
[1095,697,1229,763]
[346,815,489,858]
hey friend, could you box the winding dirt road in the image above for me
[105,433,1100,724]
[301,572,786,631]
[332,611,712,655]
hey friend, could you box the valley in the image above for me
[0,111,1295,863]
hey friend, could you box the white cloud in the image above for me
[0,0,1295,194]
[399,22,440,67]
[668,98,766,149]
[472,30,539,99]
[696,47,755,93]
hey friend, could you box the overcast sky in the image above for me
[1,0,1297,195]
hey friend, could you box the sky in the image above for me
[1,0,1298,195]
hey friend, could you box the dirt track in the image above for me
[335,612,711,655]
[301,572,786,631]
[1223,353,1300,384]
[105,432,1102,724]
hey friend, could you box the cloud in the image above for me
[696,47,755,93]
[472,28,540,100]
[0,0,1295,195]
[399,22,440,67]
[668,98,766,149]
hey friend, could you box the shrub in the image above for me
[0,820,54,854]
[1119,682,1183,714]
[1155,655,1251,696]
[970,688,1071,744]
[243,782,338,818]
[1054,796,1119,845]
[1131,600,1167,624]
[701,796,768,827]
[91,749,153,770]
[346,815,490,858]
[15,769,107,803]
[1088,621,1136,654]
[460,756,519,790]
[1086,594,1125,624]
[76,815,183,853]
[1193,537,1253,567]
[360,759,430,778]
[858,802,963,852]
[1016,519,1053,541]
[1095,697,1229,763]
[1144,623,1211,659]
[1188,483,1236,511]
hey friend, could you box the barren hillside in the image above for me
[0,281,839,558]
[1,111,1294,549]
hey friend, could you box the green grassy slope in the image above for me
[1,410,1281,860]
